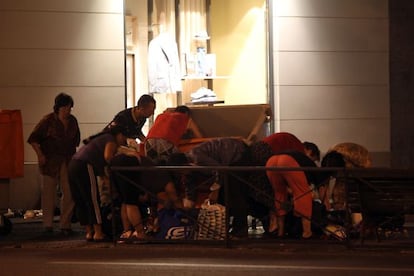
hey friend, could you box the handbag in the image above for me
[196,199,226,240]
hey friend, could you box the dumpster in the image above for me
[0,109,24,179]
[176,104,271,151]
[0,110,24,235]
[173,104,272,209]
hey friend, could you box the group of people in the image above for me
[28,93,157,240]
[28,92,372,242]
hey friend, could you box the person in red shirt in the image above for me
[144,105,202,164]
[247,132,306,234]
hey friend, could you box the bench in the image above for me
[341,168,414,244]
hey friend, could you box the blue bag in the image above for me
[155,208,196,240]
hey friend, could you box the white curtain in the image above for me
[178,0,208,56]
[148,0,207,112]
[151,0,176,36]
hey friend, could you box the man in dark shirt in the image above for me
[28,93,80,234]
[105,94,156,142]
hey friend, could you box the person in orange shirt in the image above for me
[144,105,202,164]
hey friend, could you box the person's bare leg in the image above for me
[93,224,105,240]
[268,211,278,233]
[302,217,312,239]
[121,204,131,232]
[85,225,93,240]
[125,204,145,238]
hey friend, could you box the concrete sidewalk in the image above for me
[1,215,414,254]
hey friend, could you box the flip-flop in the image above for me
[117,230,133,244]
[125,231,148,244]
[93,235,111,242]
[85,233,94,242]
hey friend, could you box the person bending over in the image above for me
[68,126,128,242]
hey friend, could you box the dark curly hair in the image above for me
[53,93,74,113]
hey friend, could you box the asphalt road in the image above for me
[1,217,414,275]
[0,221,414,276]
[1,243,414,276]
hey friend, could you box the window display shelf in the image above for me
[181,75,230,80]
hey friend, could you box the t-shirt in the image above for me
[187,137,249,166]
[73,133,115,176]
[146,112,189,145]
[262,132,305,154]
[105,108,146,139]
[110,154,171,195]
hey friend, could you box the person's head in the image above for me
[321,151,346,168]
[136,94,156,118]
[330,142,372,168]
[303,141,320,163]
[53,93,74,114]
[174,105,191,115]
[319,151,346,183]
[108,125,128,146]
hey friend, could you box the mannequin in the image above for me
[148,23,182,117]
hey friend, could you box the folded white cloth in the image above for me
[191,96,217,103]
[191,87,216,100]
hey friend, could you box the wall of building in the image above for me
[0,0,125,209]
[272,0,390,166]
[389,0,414,169]
[125,0,149,107]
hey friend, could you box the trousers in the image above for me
[41,162,75,229]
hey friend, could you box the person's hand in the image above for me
[127,138,139,150]
[37,153,46,166]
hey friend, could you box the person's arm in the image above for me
[72,116,81,147]
[30,142,46,166]
[136,132,146,143]
[27,116,49,166]
[186,118,203,138]
[104,141,118,163]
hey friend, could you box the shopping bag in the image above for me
[155,208,196,240]
[196,200,226,240]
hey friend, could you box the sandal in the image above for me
[129,230,147,244]
[131,230,146,239]
[117,230,133,244]
[85,232,94,242]
[93,235,111,242]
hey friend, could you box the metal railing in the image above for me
[109,165,414,248]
